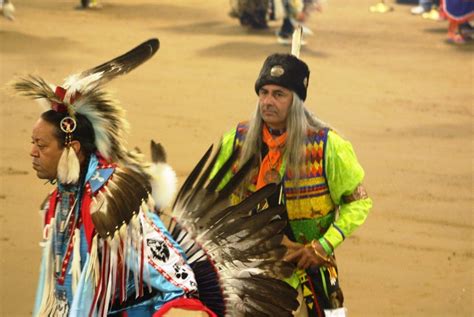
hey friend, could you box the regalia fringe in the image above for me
[37,217,57,316]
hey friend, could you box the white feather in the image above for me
[57,148,67,181]
[57,147,80,184]
[147,162,177,211]
[63,72,104,98]
[35,98,53,112]
[291,25,304,58]
[67,148,81,183]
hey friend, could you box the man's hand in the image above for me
[282,236,335,270]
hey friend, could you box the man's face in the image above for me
[30,118,63,181]
[258,84,293,130]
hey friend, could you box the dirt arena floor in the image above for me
[0,0,472,316]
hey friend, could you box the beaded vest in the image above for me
[232,122,336,244]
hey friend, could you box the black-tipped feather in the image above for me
[201,184,277,232]
[217,155,255,198]
[150,140,167,163]
[241,275,300,311]
[206,148,239,192]
[172,145,213,210]
[183,144,223,208]
[78,38,159,89]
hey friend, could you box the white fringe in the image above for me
[38,218,56,316]
[118,224,128,302]
[129,214,141,297]
[98,240,110,317]
[104,235,119,314]
[85,235,100,288]
[57,147,80,184]
[139,206,153,293]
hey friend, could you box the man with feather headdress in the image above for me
[15,38,213,316]
[210,28,373,317]
[14,38,301,317]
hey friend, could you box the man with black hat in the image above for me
[210,48,373,316]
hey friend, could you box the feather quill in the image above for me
[291,25,304,58]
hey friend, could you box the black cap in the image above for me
[255,53,310,101]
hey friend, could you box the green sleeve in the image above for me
[322,130,373,249]
[209,128,238,189]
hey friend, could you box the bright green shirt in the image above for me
[323,130,372,249]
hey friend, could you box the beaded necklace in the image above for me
[54,185,80,285]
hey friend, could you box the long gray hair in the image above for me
[239,93,331,182]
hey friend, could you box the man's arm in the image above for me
[322,130,373,250]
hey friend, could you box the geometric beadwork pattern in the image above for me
[234,122,335,222]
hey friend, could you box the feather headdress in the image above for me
[13,38,160,182]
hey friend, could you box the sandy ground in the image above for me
[0,0,473,316]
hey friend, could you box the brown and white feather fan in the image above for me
[167,146,299,316]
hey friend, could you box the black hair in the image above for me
[40,110,97,158]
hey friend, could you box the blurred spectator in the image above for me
[229,0,269,29]
[411,0,434,14]
[442,0,474,43]
[229,0,318,44]
[0,0,15,20]
[80,0,100,9]
[277,0,318,44]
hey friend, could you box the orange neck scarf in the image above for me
[256,125,287,190]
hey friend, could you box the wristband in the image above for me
[319,237,333,255]
[309,240,331,263]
